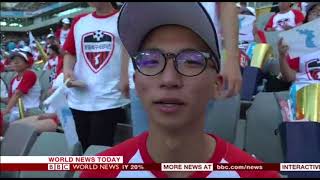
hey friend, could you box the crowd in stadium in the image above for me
[0,2,319,178]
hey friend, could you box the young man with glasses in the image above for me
[81,2,280,178]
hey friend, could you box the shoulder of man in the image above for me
[221,140,281,178]
[80,134,143,178]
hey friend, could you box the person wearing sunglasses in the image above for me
[81,3,279,178]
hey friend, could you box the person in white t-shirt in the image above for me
[1,51,41,123]
[10,73,65,132]
[278,2,320,83]
[63,2,130,150]
[265,2,305,32]
[55,18,71,47]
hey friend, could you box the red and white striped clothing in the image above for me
[9,70,41,112]
[265,9,304,31]
[43,55,63,82]
[287,50,320,82]
[80,132,280,178]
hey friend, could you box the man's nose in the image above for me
[159,59,183,89]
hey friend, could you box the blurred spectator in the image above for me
[55,18,71,47]
[7,41,16,53]
[265,2,304,32]
[278,2,320,82]
[46,34,59,49]
[206,2,242,97]
[43,44,63,83]
[63,2,130,150]
[1,51,41,123]
[11,73,66,133]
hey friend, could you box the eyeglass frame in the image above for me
[131,48,220,77]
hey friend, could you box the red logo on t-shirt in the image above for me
[81,30,115,73]
[306,58,320,80]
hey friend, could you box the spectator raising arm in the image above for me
[278,38,296,82]
[220,2,242,97]
[119,46,130,98]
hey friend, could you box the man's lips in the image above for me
[153,98,186,113]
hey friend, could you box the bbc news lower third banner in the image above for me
[0,156,319,172]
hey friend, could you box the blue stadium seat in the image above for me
[244,91,289,163]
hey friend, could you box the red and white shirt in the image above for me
[63,11,129,111]
[56,28,70,47]
[43,55,63,83]
[9,70,41,112]
[287,50,320,83]
[265,9,304,31]
[80,132,280,178]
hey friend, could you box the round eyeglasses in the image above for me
[132,49,219,77]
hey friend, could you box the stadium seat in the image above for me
[233,119,247,150]
[114,123,133,145]
[0,123,39,178]
[34,70,51,106]
[73,145,111,178]
[244,91,289,163]
[1,123,39,156]
[204,95,241,143]
[0,71,16,89]
[19,132,82,178]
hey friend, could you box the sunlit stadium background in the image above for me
[0,2,278,45]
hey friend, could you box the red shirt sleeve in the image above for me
[257,29,267,43]
[264,14,276,31]
[0,62,4,72]
[16,70,37,94]
[63,13,88,56]
[286,56,300,71]
[292,9,305,25]
[55,28,61,40]
[55,56,64,79]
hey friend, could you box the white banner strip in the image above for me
[280,163,320,171]
[0,156,123,164]
[161,163,213,171]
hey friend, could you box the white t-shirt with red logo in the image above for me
[63,11,130,111]
[9,70,41,121]
[295,50,320,83]
[80,132,280,178]
[265,9,304,31]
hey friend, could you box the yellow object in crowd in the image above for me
[18,98,25,119]
[250,43,272,69]
[35,40,48,63]
[296,83,320,123]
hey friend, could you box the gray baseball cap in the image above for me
[117,2,221,72]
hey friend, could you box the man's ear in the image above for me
[210,74,224,100]
[133,72,140,97]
